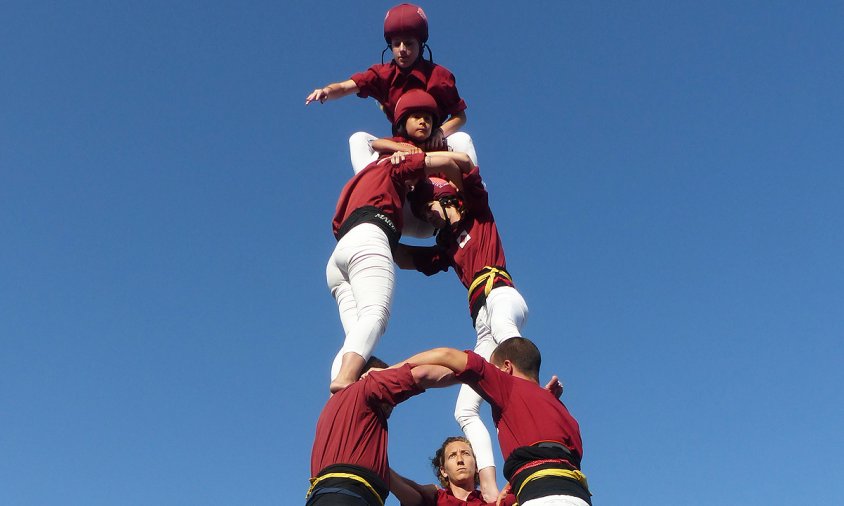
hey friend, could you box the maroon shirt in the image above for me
[455,351,584,463]
[430,489,516,506]
[409,167,507,288]
[332,152,427,238]
[310,364,425,485]
[351,59,467,124]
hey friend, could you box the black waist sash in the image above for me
[337,206,400,250]
[306,464,388,506]
[503,443,591,505]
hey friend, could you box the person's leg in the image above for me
[485,286,528,345]
[327,246,361,386]
[349,132,379,174]
[327,224,395,392]
[453,312,500,502]
[445,131,478,165]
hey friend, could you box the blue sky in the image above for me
[2,1,843,505]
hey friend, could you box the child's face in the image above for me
[404,111,433,142]
[422,200,462,229]
[391,36,420,68]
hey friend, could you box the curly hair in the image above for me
[430,436,478,488]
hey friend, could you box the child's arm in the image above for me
[422,153,473,192]
[424,111,467,151]
[305,79,359,105]
[426,151,474,173]
[371,138,421,155]
[392,243,416,270]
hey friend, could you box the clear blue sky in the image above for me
[2,1,843,505]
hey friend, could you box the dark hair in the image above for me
[430,436,477,488]
[363,356,389,373]
[490,337,541,380]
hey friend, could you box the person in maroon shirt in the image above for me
[390,339,592,506]
[305,4,476,177]
[307,357,455,506]
[389,436,517,506]
[327,91,472,394]
[390,168,529,500]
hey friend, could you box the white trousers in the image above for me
[522,496,590,506]
[348,131,478,239]
[454,286,529,470]
[325,223,395,380]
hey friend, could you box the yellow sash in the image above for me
[305,472,384,506]
[468,266,512,301]
[515,468,590,498]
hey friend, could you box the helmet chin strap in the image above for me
[438,196,464,230]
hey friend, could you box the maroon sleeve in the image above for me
[499,493,517,506]
[428,65,467,118]
[454,351,510,410]
[351,65,388,103]
[461,166,489,214]
[389,152,427,183]
[362,364,424,408]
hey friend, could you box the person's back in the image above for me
[309,361,424,505]
[458,339,590,506]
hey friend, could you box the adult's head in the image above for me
[393,89,441,139]
[363,356,388,373]
[430,436,479,489]
[490,337,541,382]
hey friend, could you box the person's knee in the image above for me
[447,131,473,144]
[348,131,373,146]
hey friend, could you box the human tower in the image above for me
[303,5,592,506]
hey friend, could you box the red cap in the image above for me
[393,89,441,128]
[409,177,458,218]
[384,3,429,44]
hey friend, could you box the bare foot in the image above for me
[329,352,366,393]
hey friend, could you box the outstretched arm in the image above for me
[426,151,475,174]
[305,79,359,105]
[411,364,458,390]
[395,347,469,375]
[392,243,420,270]
[389,469,438,506]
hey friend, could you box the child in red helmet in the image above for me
[305,4,477,185]
[326,90,473,393]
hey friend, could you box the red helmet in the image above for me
[384,3,429,44]
[409,177,459,218]
[393,89,441,128]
